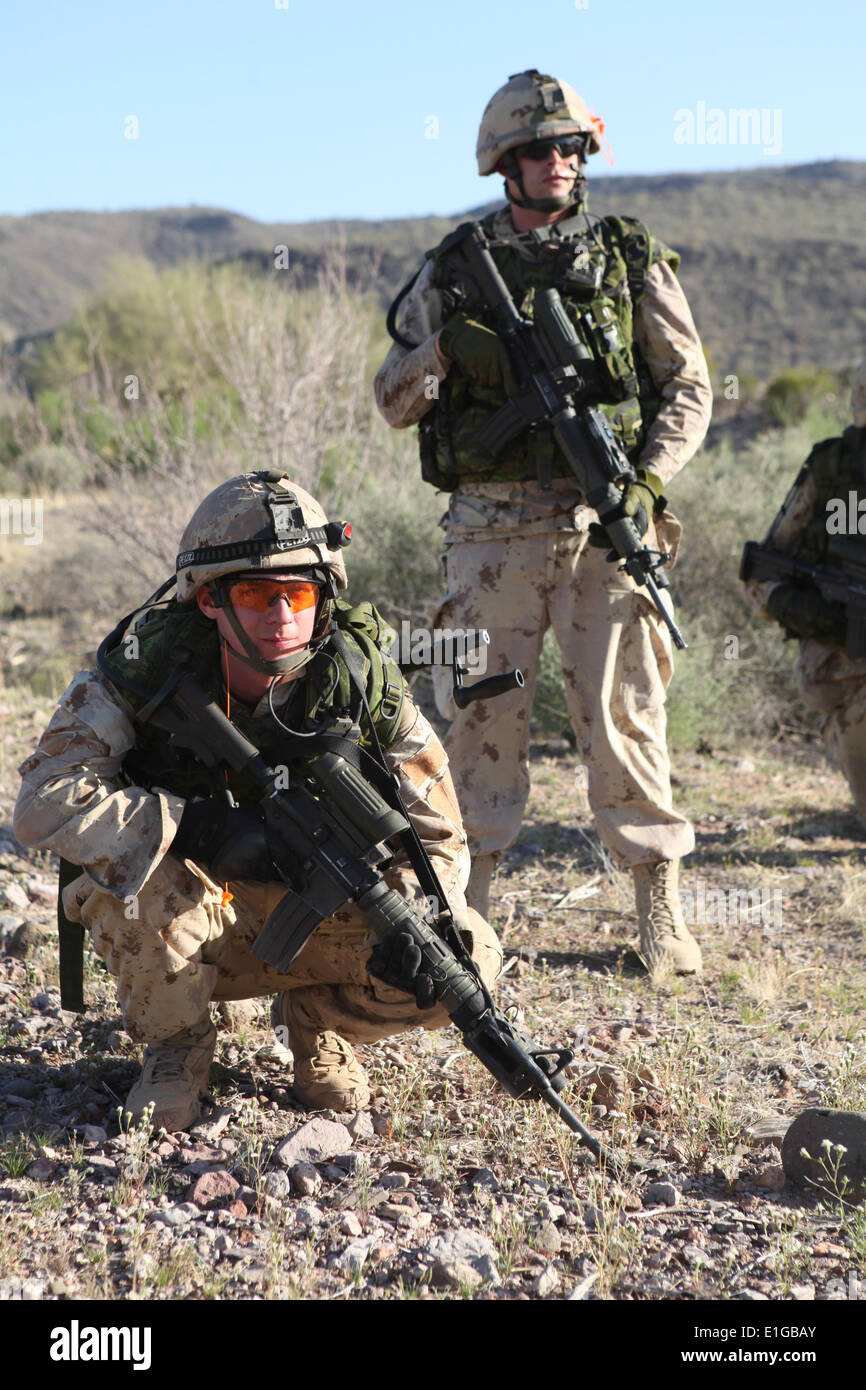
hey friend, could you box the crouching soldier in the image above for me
[14,471,502,1131]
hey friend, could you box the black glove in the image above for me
[588,468,666,550]
[366,929,437,1010]
[437,313,517,395]
[766,582,847,647]
[171,797,274,883]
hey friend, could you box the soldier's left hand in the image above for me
[587,468,665,549]
[366,930,437,1009]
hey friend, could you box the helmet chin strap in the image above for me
[501,151,587,213]
[210,577,333,678]
[220,604,319,677]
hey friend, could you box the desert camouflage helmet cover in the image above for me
[176,470,349,601]
[476,68,601,176]
[852,357,866,428]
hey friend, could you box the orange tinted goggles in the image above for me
[227,578,321,614]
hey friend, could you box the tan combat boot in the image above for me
[465,852,501,919]
[632,860,702,975]
[271,991,371,1112]
[123,1015,217,1132]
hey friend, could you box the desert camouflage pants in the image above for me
[797,639,866,819]
[432,526,694,867]
[63,857,502,1045]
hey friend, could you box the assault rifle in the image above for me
[140,664,626,1177]
[439,222,686,650]
[740,537,866,660]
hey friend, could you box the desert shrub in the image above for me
[763,367,840,427]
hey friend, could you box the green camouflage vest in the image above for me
[789,427,866,565]
[99,598,406,806]
[421,209,679,490]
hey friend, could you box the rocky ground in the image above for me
[1,687,865,1308]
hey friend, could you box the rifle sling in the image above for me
[327,627,483,979]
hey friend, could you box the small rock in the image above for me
[152,1203,199,1227]
[187,1169,241,1209]
[133,1254,156,1281]
[580,1064,628,1110]
[645,1181,680,1207]
[294,1201,324,1230]
[746,1115,790,1147]
[338,1236,378,1274]
[85,1156,119,1180]
[0,882,30,911]
[377,1171,411,1191]
[189,1109,232,1142]
[256,1040,293,1064]
[8,921,48,958]
[682,1244,713,1267]
[731,758,756,774]
[75,1124,108,1144]
[263,1169,292,1200]
[288,1163,320,1197]
[345,1110,375,1141]
[26,1157,57,1181]
[532,1220,561,1255]
[426,1227,499,1281]
[469,1167,500,1191]
[753,1164,786,1192]
[790,1283,816,1301]
[273,1118,353,1168]
[532,1264,560,1297]
[740,1289,769,1301]
[431,1260,483,1290]
[238,1264,267,1285]
[227,1200,248,1218]
[340,1211,364,1237]
[782,1109,866,1196]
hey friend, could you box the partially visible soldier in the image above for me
[374,70,712,973]
[744,360,866,817]
[14,471,501,1131]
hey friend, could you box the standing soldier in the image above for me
[374,69,712,973]
[743,361,866,818]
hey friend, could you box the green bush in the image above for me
[763,367,840,427]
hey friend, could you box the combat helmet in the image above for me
[476,68,602,212]
[852,358,866,428]
[176,470,351,676]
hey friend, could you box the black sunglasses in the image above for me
[513,135,587,162]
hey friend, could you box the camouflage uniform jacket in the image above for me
[374,204,712,539]
[745,426,866,693]
[14,656,470,912]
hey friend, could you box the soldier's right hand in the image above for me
[766,582,847,647]
[436,312,517,394]
[171,797,274,883]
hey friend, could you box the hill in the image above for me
[2,161,864,379]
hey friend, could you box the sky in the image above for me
[2,0,864,224]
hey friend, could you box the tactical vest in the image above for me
[420,209,679,490]
[788,427,866,565]
[98,598,407,806]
